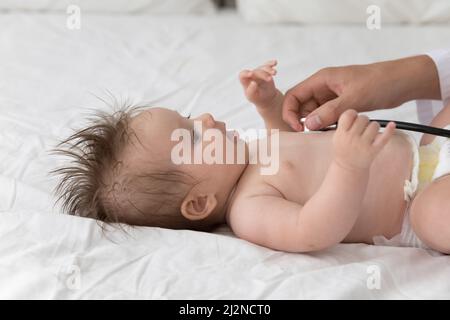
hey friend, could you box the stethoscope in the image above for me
[302,118,450,137]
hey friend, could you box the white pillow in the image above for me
[0,0,216,14]
[237,0,450,24]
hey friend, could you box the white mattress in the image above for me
[1,10,450,299]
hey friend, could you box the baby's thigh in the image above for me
[409,175,450,254]
[420,104,450,145]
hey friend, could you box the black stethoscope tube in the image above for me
[318,119,450,138]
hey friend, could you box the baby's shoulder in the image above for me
[231,164,276,202]
[227,174,282,225]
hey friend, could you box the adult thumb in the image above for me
[304,96,344,130]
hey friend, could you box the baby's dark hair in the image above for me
[51,104,214,231]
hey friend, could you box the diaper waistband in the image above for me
[397,131,420,202]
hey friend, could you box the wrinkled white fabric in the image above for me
[1,11,450,299]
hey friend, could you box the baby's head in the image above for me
[53,106,246,231]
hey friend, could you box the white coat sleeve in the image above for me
[416,49,450,124]
[427,49,450,104]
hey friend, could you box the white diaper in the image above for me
[372,202,430,250]
[372,127,450,250]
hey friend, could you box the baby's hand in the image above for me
[239,60,278,108]
[332,110,396,171]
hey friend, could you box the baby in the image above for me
[54,60,450,254]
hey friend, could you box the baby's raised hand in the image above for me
[332,110,396,171]
[239,60,278,108]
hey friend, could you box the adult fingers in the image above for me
[304,96,346,131]
[282,93,304,131]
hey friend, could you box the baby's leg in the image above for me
[409,175,450,253]
[420,103,450,145]
[410,103,450,253]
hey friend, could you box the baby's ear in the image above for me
[181,192,217,221]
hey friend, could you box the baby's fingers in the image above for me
[258,65,277,75]
[372,122,396,149]
[264,59,277,67]
[337,109,358,131]
[246,81,258,96]
[259,60,277,74]
[362,121,380,143]
[252,69,272,82]
[239,70,253,87]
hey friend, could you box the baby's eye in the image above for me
[192,129,201,144]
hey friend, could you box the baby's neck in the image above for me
[222,163,248,226]
[215,140,250,225]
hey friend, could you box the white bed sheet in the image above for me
[1,10,450,299]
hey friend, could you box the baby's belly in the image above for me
[343,133,414,243]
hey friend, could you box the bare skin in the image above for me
[227,61,401,252]
[129,60,399,253]
[129,59,448,253]
[228,129,411,250]
[410,104,450,254]
[281,55,441,132]
[281,55,450,254]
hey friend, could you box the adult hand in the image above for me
[282,55,441,131]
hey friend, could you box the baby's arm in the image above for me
[230,111,396,252]
[240,60,293,132]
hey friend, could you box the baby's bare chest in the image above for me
[241,132,413,207]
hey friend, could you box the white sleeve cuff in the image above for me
[426,49,450,104]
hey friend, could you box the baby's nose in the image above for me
[202,113,216,127]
